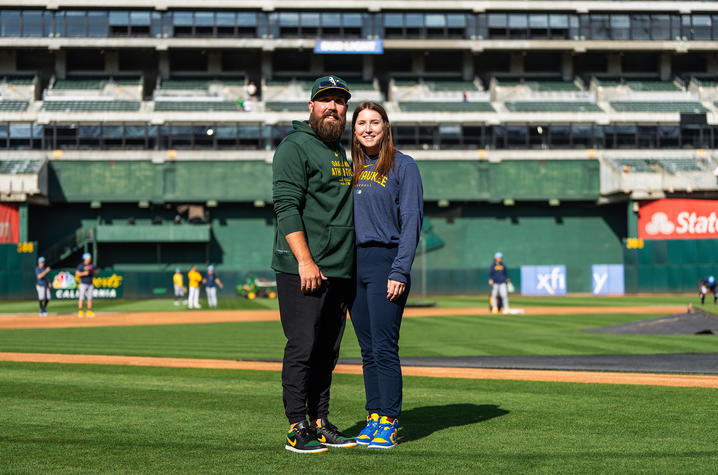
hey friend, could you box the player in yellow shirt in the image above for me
[173,268,187,306]
[187,265,203,309]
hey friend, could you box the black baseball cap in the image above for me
[310,75,351,101]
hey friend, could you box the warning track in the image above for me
[1,352,716,389]
[0,305,688,330]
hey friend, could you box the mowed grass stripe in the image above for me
[1,362,716,473]
[0,313,717,360]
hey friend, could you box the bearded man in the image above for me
[271,75,357,453]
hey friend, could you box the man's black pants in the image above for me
[276,272,352,424]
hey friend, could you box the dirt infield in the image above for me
[1,351,717,389]
[0,305,688,330]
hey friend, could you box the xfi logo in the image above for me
[520,266,567,296]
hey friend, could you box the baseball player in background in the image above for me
[187,265,202,309]
[173,268,187,306]
[35,256,51,316]
[203,265,224,308]
[489,252,511,314]
[75,252,97,317]
[698,275,717,305]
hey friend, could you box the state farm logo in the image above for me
[644,211,718,236]
[644,212,675,235]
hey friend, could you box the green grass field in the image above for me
[1,295,717,473]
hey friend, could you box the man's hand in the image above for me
[387,279,406,302]
[299,260,327,294]
[488,279,494,286]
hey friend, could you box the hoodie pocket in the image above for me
[314,225,354,269]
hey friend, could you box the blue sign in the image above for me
[520,265,567,296]
[314,39,384,54]
[591,264,625,295]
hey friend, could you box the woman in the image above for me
[350,101,423,449]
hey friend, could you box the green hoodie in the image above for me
[271,120,354,279]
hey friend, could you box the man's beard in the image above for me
[309,109,346,143]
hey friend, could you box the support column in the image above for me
[707,53,718,75]
[561,52,573,81]
[105,50,119,74]
[54,50,67,80]
[659,53,672,81]
[411,51,425,75]
[0,51,16,74]
[158,50,170,79]
[627,200,638,238]
[261,50,273,81]
[462,51,474,81]
[207,51,221,74]
[310,54,323,73]
[509,52,524,74]
[607,53,621,75]
[362,54,374,82]
[18,203,28,243]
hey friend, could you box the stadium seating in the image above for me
[610,158,656,173]
[154,101,240,112]
[505,102,603,112]
[41,101,141,112]
[654,158,706,174]
[0,159,44,174]
[426,80,479,92]
[160,78,211,90]
[0,100,30,111]
[610,101,707,113]
[398,101,495,112]
[625,80,681,92]
[265,102,310,112]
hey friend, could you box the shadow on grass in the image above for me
[343,403,508,444]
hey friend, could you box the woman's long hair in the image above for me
[351,101,395,187]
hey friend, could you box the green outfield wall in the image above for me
[0,243,38,300]
[45,159,599,203]
[1,159,710,299]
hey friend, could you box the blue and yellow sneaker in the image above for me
[355,413,380,446]
[368,416,398,449]
[285,420,328,454]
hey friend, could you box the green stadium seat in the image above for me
[527,81,580,92]
[505,102,602,112]
[611,102,707,113]
[154,101,240,112]
[654,158,705,173]
[399,102,495,112]
[265,102,311,112]
[612,158,656,173]
[426,81,478,92]
[626,80,680,92]
[41,101,141,112]
[53,78,105,90]
[0,159,44,174]
[160,79,210,90]
[0,100,29,111]
[2,75,35,85]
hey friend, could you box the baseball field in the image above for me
[1,295,717,473]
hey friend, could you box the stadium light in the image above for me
[438,199,450,207]
[549,199,560,206]
[503,199,515,206]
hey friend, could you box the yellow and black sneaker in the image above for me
[285,420,328,454]
[312,417,357,448]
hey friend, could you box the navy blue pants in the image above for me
[350,246,409,419]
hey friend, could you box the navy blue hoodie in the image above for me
[353,151,423,283]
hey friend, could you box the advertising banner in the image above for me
[591,264,625,295]
[0,203,19,243]
[520,265,567,296]
[49,270,124,299]
[314,39,383,54]
[639,199,718,240]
